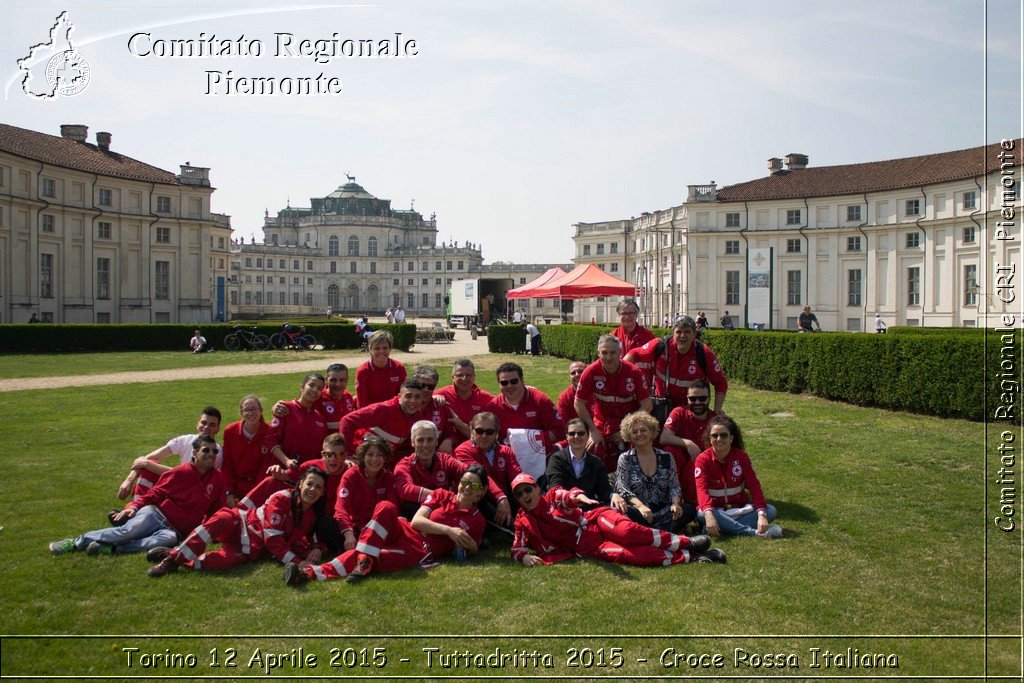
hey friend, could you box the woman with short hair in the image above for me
[612,411,690,530]
[333,438,400,552]
[355,330,407,408]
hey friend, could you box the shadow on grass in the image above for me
[773,499,820,524]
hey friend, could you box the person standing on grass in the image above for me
[395,306,406,324]
[875,313,887,334]
[523,321,541,356]
[355,330,407,408]
[510,473,723,567]
[266,373,331,469]
[147,467,328,577]
[50,435,225,557]
[434,359,494,448]
[220,395,273,508]
[485,362,565,481]
[285,464,488,585]
[695,416,782,539]
[611,298,656,355]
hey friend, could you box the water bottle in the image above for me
[454,546,467,561]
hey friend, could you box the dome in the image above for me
[326,181,376,200]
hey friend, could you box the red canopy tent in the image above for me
[506,267,568,300]
[529,264,634,299]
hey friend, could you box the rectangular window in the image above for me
[98,189,112,206]
[370,262,376,274]
[244,291,252,305]
[422,261,429,271]
[97,312,111,324]
[435,293,442,307]
[786,270,801,305]
[725,212,741,228]
[610,263,619,272]
[519,278,526,285]
[96,258,110,299]
[435,278,442,285]
[407,262,414,271]
[393,261,400,272]
[964,264,978,305]
[583,245,591,256]
[962,226,976,244]
[846,205,862,222]
[279,292,286,305]
[40,253,53,298]
[156,227,171,243]
[907,266,921,305]
[457,260,464,270]
[266,260,273,269]
[42,214,54,232]
[255,292,263,305]
[245,258,252,267]
[218,237,225,249]
[293,277,299,285]
[393,279,400,286]
[848,269,862,306]
[41,178,55,198]
[962,191,977,210]
[846,236,862,252]
[307,278,312,285]
[422,292,429,308]
[293,260,299,270]
[597,244,605,255]
[905,199,920,216]
[256,258,263,267]
[786,238,801,253]
[306,261,313,270]
[435,261,442,271]
[293,292,300,305]
[230,291,238,305]
[156,196,171,213]
[422,278,428,285]
[726,270,740,305]
[446,278,451,285]
[278,259,285,268]
[407,293,415,308]
[447,261,453,270]
[725,240,740,255]
[598,264,606,271]
[906,232,920,248]
[256,276,263,283]
[155,260,170,300]
[350,262,357,274]
[278,277,284,284]
[330,262,336,273]
[610,243,619,254]
[786,209,801,225]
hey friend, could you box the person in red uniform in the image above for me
[659,380,717,511]
[509,474,723,567]
[434,359,494,447]
[575,334,653,471]
[285,464,489,585]
[695,416,781,539]
[339,379,424,467]
[146,467,329,576]
[50,436,226,556]
[334,438,400,552]
[410,366,457,453]
[485,362,564,481]
[625,315,728,414]
[393,420,468,518]
[220,395,273,508]
[266,373,330,467]
[355,330,407,408]
[319,363,356,431]
[611,297,656,355]
[453,412,521,529]
[556,361,588,424]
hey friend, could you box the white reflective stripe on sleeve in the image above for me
[681,549,690,563]
[380,548,404,555]
[665,377,697,388]
[238,497,254,510]
[196,526,212,544]
[193,555,203,570]
[263,529,285,537]
[138,477,154,489]
[651,528,661,548]
[237,508,250,555]
[663,550,672,566]
[369,427,402,444]
[179,545,197,561]
[329,557,347,577]
[282,551,297,564]
[312,565,327,581]
[356,542,382,557]
[365,519,388,540]
[599,516,614,529]
[256,506,266,527]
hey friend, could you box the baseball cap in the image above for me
[511,473,537,490]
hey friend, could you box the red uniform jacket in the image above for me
[318,388,356,431]
[556,384,580,423]
[663,407,717,504]
[434,384,494,446]
[415,400,459,451]
[452,441,521,502]
[127,462,226,535]
[355,358,406,408]
[575,360,651,435]
[628,339,728,407]
[265,399,329,464]
[393,451,467,504]
[419,488,486,557]
[245,488,319,564]
[693,447,767,514]
[486,386,565,453]
[237,458,348,512]
[338,396,420,467]
[334,466,399,535]
[511,487,590,564]
[612,324,656,355]
[220,420,274,496]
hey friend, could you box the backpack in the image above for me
[646,336,707,426]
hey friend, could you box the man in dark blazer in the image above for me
[545,418,624,510]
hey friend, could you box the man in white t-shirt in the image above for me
[189,330,207,354]
[513,309,522,324]
[395,306,407,323]
[524,322,541,356]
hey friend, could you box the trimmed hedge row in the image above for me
[0,323,417,353]
[491,323,1013,422]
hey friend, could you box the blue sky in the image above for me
[2,0,1020,263]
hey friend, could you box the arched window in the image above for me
[367,236,378,257]
[347,284,360,310]
[347,235,359,256]
[366,284,380,310]
[327,284,340,309]
[328,236,339,256]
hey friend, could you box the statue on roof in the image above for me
[346,173,355,182]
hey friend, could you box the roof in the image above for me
[715,140,1021,202]
[528,264,635,300]
[326,182,376,200]
[507,268,567,299]
[0,123,180,184]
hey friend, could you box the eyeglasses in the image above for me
[709,432,730,440]
[513,485,535,499]
[620,311,638,317]
[499,378,520,387]
[473,428,497,436]
[688,396,710,403]
[459,478,485,491]
[240,406,261,413]
[566,430,587,437]
[196,446,216,454]
[321,450,342,457]
[420,384,437,391]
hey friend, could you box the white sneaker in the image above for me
[765,524,783,538]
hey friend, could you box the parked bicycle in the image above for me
[224,325,271,351]
[270,323,319,351]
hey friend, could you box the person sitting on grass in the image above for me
[189,329,207,354]
[510,473,724,567]
[695,416,782,539]
[612,411,690,530]
[220,394,272,508]
[393,421,467,519]
[545,418,616,511]
[333,438,400,553]
[147,467,328,577]
[265,373,330,468]
[284,464,488,585]
[50,435,225,557]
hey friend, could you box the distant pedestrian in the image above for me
[513,309,523,324]
[385,307,395,324]
[875,313,887,334]
[524,322,541,356]
[719,311,735,330]
[189,330,208,354]
[695,311,708,331]
[29,313,40,324]
[395,306,406,324]
[798,306,821,333]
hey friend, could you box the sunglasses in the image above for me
[420,384,437,391]
[709,432,731,440]
[499,378,520,387]
[569,370,584,376]
[321,450,343,457]
[459,478,484,491]
[196,446,216,454]
[513,485,535,499]
[566,430,587,437]
[688,396,710,403]
[473,428,497,436]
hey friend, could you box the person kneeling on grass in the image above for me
[284,464,489,586]
[510,473,725,567]
[147,467,329,577]
[50,435,225,557]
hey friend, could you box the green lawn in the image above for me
[0,355,1018,678]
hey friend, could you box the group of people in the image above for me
[383,306,407,324]
[52,302,782,587]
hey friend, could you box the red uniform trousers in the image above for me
[304,501,427,581]
[579,508,693,566]
[167,507,263,571]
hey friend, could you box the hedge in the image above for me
[490,324,1016,422]
[0,322,417,353]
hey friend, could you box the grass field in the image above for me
[0,354,1019,678]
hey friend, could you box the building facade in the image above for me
[0,123,230,324]
[574,141,1020,329]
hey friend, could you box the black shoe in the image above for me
[107,510,126,527]
[696,548,727,564]
[346,554,374,583]
[146,547,171,563]
[284,563,308,586]
[147,557,179,578]
[688,534,711,553]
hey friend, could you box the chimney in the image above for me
[96,131,111,151]
[785,153,809,170]
[768,157,784,175]
[60,124,88,142]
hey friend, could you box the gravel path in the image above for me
[0,336,492,393]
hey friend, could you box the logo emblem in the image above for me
[731,463,742,477]
[497,457,505,469]
[595,380,606,390]
[18,12,91,99]
[688,363,698,375]
[270,513,282,526]
[324,403,335,414]
[625,378,635,392]
[694,467,702,477]
[339,487,350,498]
[435,471,446,483]
[206,484,214,496]
[459,520,470,530]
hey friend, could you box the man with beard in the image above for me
[658,380,717,523]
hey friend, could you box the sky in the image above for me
[1,0,1020,264]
